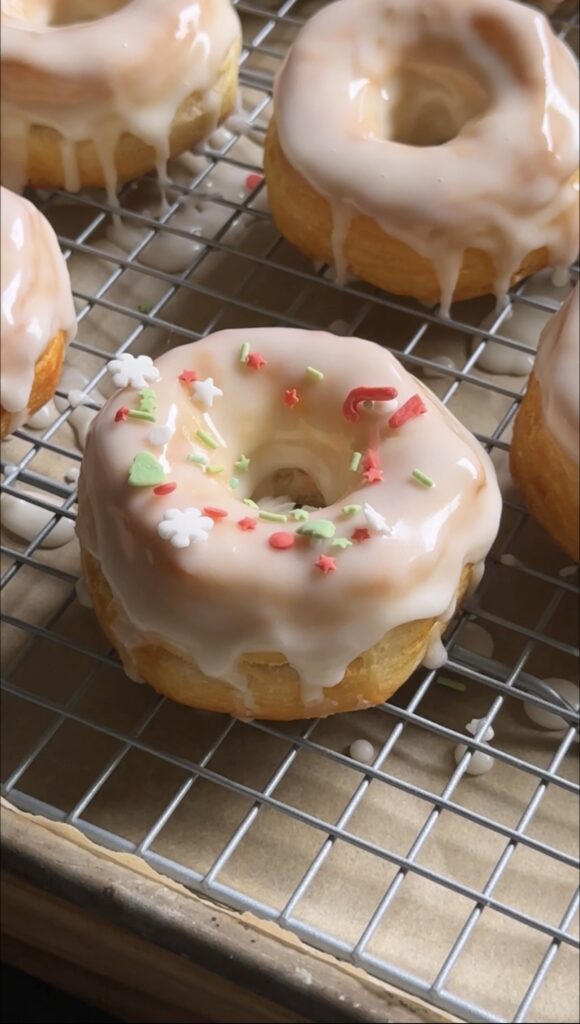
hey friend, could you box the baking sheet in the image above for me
[1,3,579,1022]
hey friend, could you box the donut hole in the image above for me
[47,0,129,26]
[251,467,327,510]
[384,50,491,147]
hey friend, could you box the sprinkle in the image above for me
[243,497,259,508]
[389,393,427,429]
[203,506,228,519]
[305,366,324,381]
[343,386,399,423]
[128,451,166,487]
[342,504,361,516]
[297,519,336,540]
[284,387,300,408]
[238,516,258,530]
[137,302,152,315]
[350,451,362,472]
[229,477,240,490]
[246,352,267,370]
[148,423,174,446]
[192,377,223,408]
[363,466,384,484]
[239,342,250,364]
[235,454,251,473]
[187,452,209,466]
[436,677,466,692]
[352,527,371,543]
[128,409,157,423]
[259,510,288,523]
[246,172,263,191]
[179,369,198,384]
[362,448,380,471]
[138,388,157,413]
[107,353,159,389]
[206,464,225,475]
[196,428,218,449]
[331,537,352,550]
[290,508,310,521]
[115,406,130,423]
[269,531,295,550]
[158,507,213,547]
[315,554,336,574]
[364,502,388,532]
[412,468,434,488]
[153,482,177,496]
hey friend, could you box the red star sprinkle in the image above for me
[153,482,177,495]
[178,369,198,384]
[246,173,263,191]
[269,531,295,550]
[363,466,384,484]
[246,352,267,370]
[315,554,336,574]
[352,528,371,543]
[115,406,129,422]
[238,516,258,531]
[284,388,300,408]
[362,448,380,471]
[203,506,229,519]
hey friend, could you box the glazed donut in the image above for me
[265,0,579,313]
[0,186,76,439]
[511,286,579,562]
[77,328,501,720]
[1,0,241,194]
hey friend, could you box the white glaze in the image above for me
[1,186,76,425]
[458,621,494,659]
[454,743,494,775]
[1,490,75,547]
[524,677,579,730]
[274,0,579,309]
[1,0,241,194]
[78,328,501,702]
[534,284,579,464]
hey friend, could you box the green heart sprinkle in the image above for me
[259,510,288,523]
[187,453,208,466]
[331,537,353,550]
[342,504,362,516]
[305,366,324,381]
[290,508,310,521]
[196,428,218,450]
[235,454,250,472]
[243,498,259,508]
[411,468,434,488]
[239,342,250,364]
[128,409,156,423]
[229,477,240,490]
[297,519,336,540]
[128,451,166,487]
[350,451,362,472]
[206,465,224,476]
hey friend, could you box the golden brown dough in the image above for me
[0,329,67,440]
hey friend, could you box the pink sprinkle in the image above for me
[352,528,371,543]
[269,531,295,550]
[153,483,177,495]
[203,506,228,519]
[362,448,380,471]
[238,516,258,531]
[363,466,384,484]
[388,394,427,429]
[179,369,198,384]
[246,173,263,191]
[246,352,267,370]
[284,388,300,408]
[315,554,336,574]
[115,406,129,422]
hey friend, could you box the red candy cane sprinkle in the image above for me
[178,369,198,384]
[238,516,258,531]
[246,352,267,370]
[284,387,300,408]
[203,506,229,520]
[269,531,295,550]
[342,386,398,423]
[246,173,263,191]
[153,482,177,496]
[388,393,427,429]
[115,406,130,422]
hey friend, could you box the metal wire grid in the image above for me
[1,2,579,1022]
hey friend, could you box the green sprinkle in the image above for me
[239,342,250,364]
[305,366,324,381]
[235,454,251,473]
[342,503,362,516]
[331,537,353,550]
[206,465,224,476]
[412,468,434,488]
[259,510,288,523]
[243,498,259,508]
[436,677,466,692]
[290,508,310,521]
[187,453,208,466]
[229,477,240,490]
[128,409,156,422]
[196,428,218,450]
[138,389,157,414]
[128,451,165,487]
[297,519,336,540]
[350,451,362,472]
[137,302,152,315]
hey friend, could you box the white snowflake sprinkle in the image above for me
[192,376,223,408]
[107,353,160,389]
[157,507,214,548]
[363,502,388,533]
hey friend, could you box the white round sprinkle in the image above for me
[459,622,494,659]
[524,678,579,730]
[454,744,494,775]
[466,717,495,742]
[349,739,375,764]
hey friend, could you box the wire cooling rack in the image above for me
[1,3,579,1023]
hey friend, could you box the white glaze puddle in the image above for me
[1,491,75,548]
[524,678,579,730]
